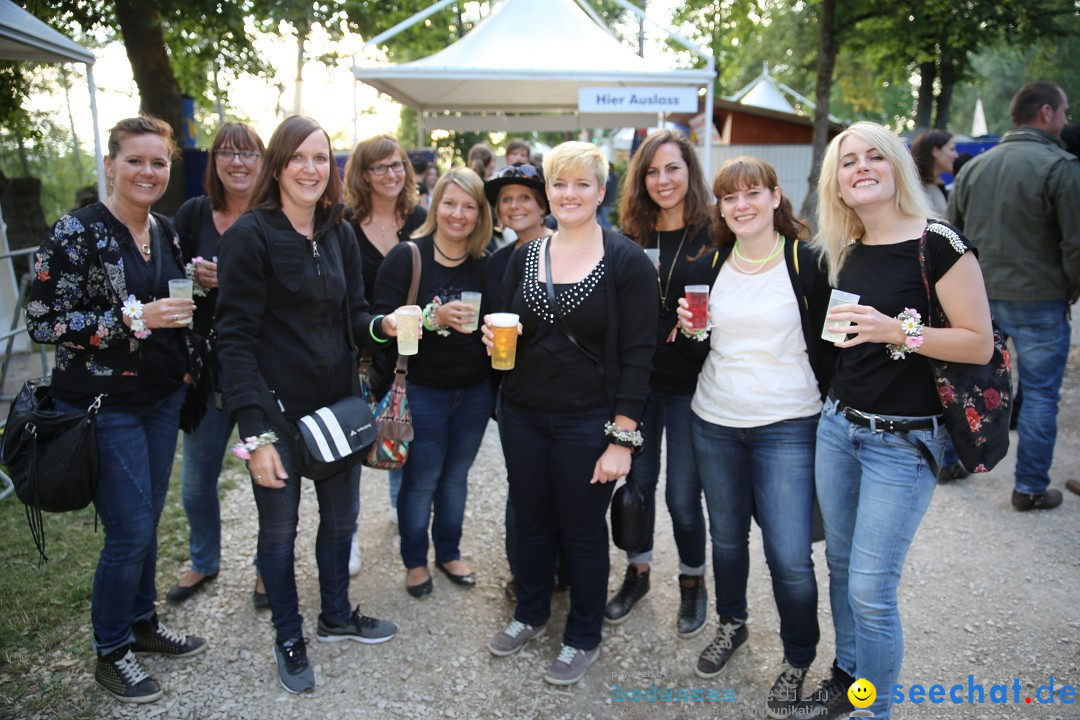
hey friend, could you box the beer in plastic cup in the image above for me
[168,278,193,300]
[684,284,710,331]
[821,289,861,342]
[489,312,520,371]
[460,291,482,332]
[395,307,421,356]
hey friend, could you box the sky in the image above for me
[31,0,684,153]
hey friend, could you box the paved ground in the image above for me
[5,344,1080,719]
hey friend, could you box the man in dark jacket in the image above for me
[949,82,1080,512]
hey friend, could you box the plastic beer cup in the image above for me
[684,284,710,331]
[168,279,193,327]
[395,307,421,356]
[460,291,482,332]
[821,289,861,342]
[490,313,519,371]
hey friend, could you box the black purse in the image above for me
[610,479,652,552]
[0,377,104,564]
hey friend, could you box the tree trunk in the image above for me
[934,53,956,130]
[914,60,936,131]
[293,20,308,117]
[800,0,837,225]
[112,0,185,214]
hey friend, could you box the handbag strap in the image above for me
[543,237,603,369]
[392,241,422,380]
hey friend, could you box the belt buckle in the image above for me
[845,407,886,433]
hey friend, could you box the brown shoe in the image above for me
[1011,489,1063,511]
[1065,479,1080,497]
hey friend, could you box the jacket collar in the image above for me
[1001,126,1065,149]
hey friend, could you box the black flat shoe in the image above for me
[437,563,476,587]
[406,577,433,598]
[165,572,218,603]
[252,588,270,610]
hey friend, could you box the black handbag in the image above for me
[610,479,652,552]
[295,396,378,481]
[0,377,104,564]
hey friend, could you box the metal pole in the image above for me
[704,53,715,179]
[86,64,106,199]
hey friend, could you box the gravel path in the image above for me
[78,350,1080,720]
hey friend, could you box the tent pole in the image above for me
[418,110,424,148]
[86,64,106,200]
[704,53,714,179]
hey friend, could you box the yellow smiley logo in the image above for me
[848,678,876,708]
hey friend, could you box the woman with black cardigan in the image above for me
[483,141,657,686]
[216,116,407,695]
[674,156,836,719]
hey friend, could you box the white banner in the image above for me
[579,87,698,114]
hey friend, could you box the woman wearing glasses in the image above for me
[167,122,268,607]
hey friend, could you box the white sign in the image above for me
[579,87,698,113]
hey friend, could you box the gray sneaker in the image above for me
[543,644,600,685]
[316,607,397,644]
[488,619,546,657]
[274,637,316,694]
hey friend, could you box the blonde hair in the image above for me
[411,167,492,259]
[816,121,932,285]
[543,141,608,189]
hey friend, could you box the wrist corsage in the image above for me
[184,257,211,297]
[679,325,709,342]
[604,421,644,454]
[886,308,924,360]
[121,295,150,339]
[231,430,279,460]
[422,297,451,337]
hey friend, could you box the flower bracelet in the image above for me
[886,308,924,360]
[604,421,644,454]
[231,430,279,460]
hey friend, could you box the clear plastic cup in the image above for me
[684,284,710,331]
[395,307,421,356]
[821,289,861,342]
[489,312,520,370]
[460,291,482,332]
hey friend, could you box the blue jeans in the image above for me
[500,400,614,650]
[252,440,359,643]
[815,396,946,719]
[388,468,402,509]
[57,386,186,656]
[180,394,235,576]
[691,412,819,668]
[626,392,706,572]
[398,381,492,569]
[989,299,1070,494]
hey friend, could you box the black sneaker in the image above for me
[1012,488,1063,511]
[677,574,708,638]
[766,660,812,719]
[803,659,855,719]
[316,607,397,644]
[131,616,207,658]
[694,616,748,678]
[274,637,315,694]
[603,565,650,625]
[95,646,162,704]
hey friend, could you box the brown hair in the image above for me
[910,130,952,185]
[249,116,341,233]
[205,121,264,211]
[1010,82,1065,126]
[710,156,809,247]
[467,143,494,177]
[411,167,492,259]
[618,129,710,245]
[107,115,177,160]
[343,134,419,223]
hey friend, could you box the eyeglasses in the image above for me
[496,163,541,181]
[369,160,406,177]
[214,149,262,162]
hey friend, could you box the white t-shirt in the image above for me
[691,259,823,428]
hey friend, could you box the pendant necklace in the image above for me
[434,241,468,262]
[730,233,783,275]
[656,227,689,311]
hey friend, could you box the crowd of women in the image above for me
[27,112,993,719]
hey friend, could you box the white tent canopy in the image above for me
[352,0,714,143]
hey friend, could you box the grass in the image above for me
[0,432,241,720]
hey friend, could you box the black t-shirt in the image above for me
[831,222,972,416]
[373,234,490,390]
[501,242,608,413]
[173,196,221,337]
[350,206,427,305]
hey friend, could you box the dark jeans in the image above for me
[398,381,492,569]
[625,391,707,571]
[501,400,614,650]
[691,411,820,667]
[57,385,186,656]
[252,439,359,643]
[180,391,235,576]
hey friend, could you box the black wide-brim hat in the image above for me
[484,163,548,212]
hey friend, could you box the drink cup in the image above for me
[489,312,520,371]
[821,289,861,342]
[460,291,482,332]
[395,307,421,356]
[168,278,194,327]
[644,248,660,271]
[684,284,710,331]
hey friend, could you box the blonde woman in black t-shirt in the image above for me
[805,121,993,719]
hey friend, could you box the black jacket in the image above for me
[216,206,377,438]
[676,237,837,400]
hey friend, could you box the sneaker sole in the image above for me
[543,648,600,686]
[278,676,316,694]
[602,609,635,626]
[693,640,745,680]
[677,620,708,639]
[316,630,396,645]
[488,627,546,657]
[131,641,208,659]
[100,686,163,704]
